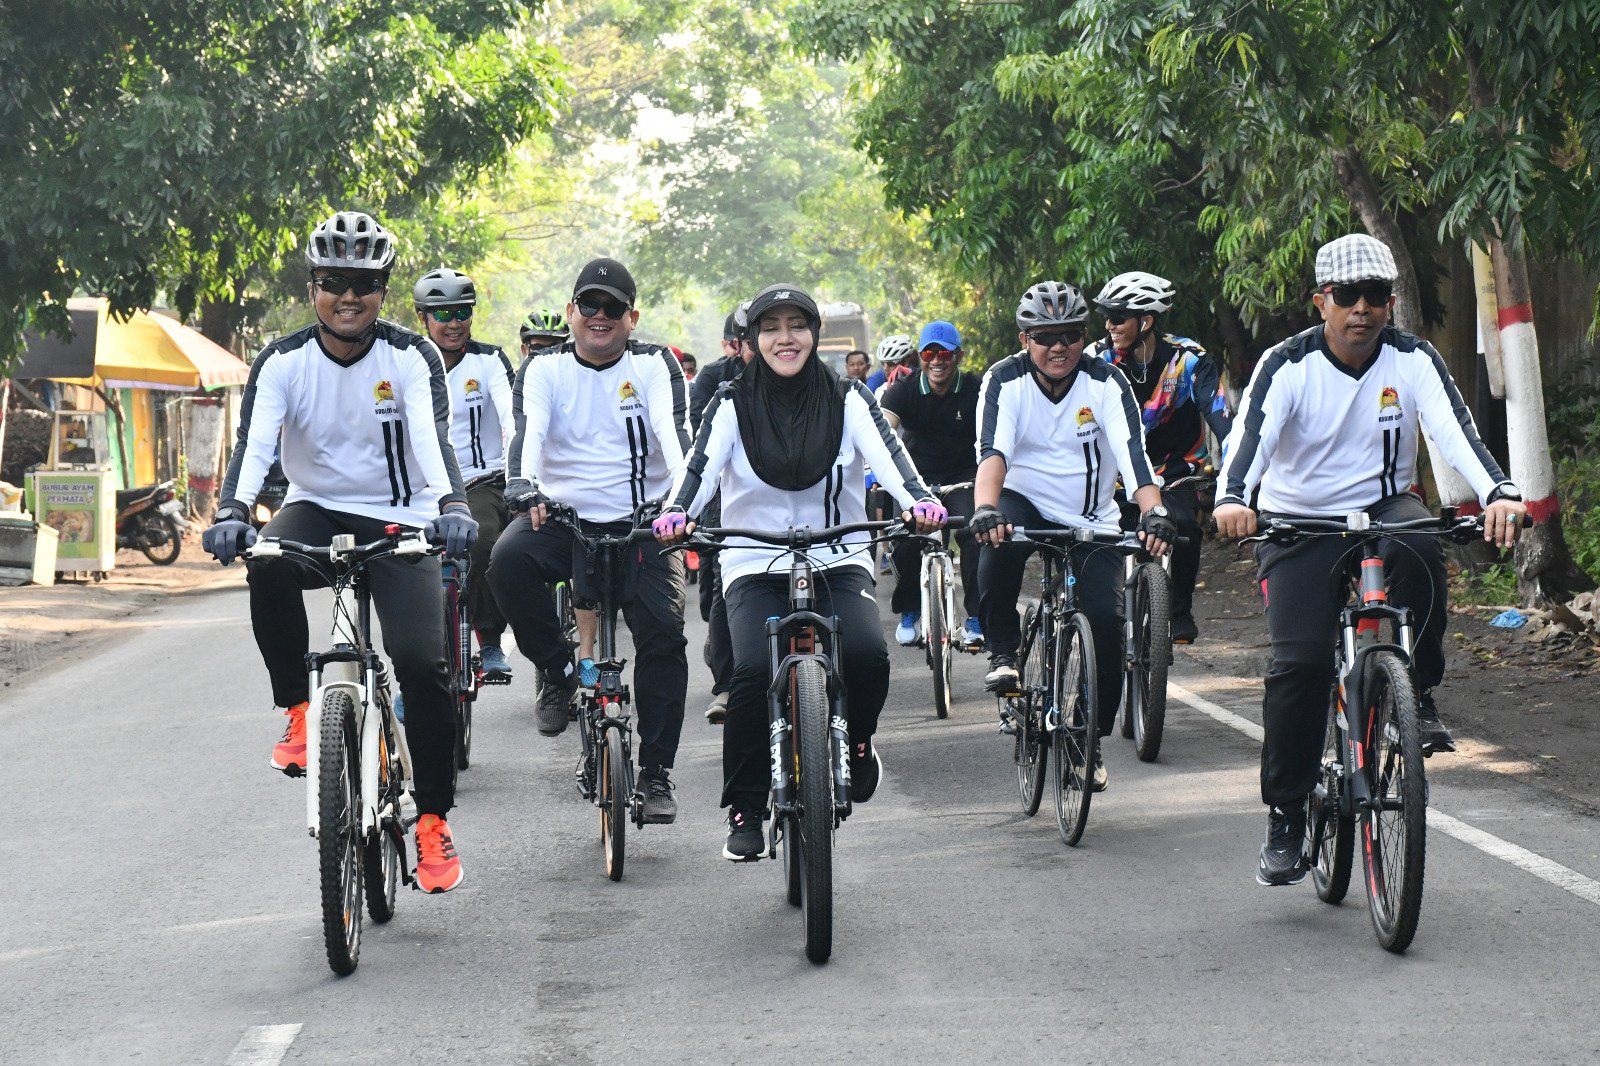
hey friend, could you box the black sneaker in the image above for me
[1256,800,1309,886]
[723,806,764,861]
[849,741,883,803]
[1416,690,1456,754]
[637,766,678,824]
[536,667,577,736]
[1170,612,1199,645]
[1090,748,1108,793]
[984,656,1020,694]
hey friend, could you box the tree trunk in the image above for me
[1210,297,1257,400]
[198,294,243,353]
[183,397,227,521]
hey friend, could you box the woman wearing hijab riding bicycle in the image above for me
[653,284,947,861]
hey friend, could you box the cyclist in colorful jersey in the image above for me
[203,211,476,893]
[653,284,946,861]
[488,257,692,824]
[518,307,570,365]
[1090,271,1233,644]
[1214,233,1526,886]
[970,281,1175,794]
[880,319,983,648]
[865,333,913,392]
[414,267,516,682]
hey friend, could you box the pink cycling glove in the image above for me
[912,499,948,525]
[652,510,688,539]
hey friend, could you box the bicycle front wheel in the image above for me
[1013,605,1048,816]
[317,690,363,975]
[1360,651,1427,952]
[927,562,951,719]
[794,659,834,963]
[362,709,402,923]
[1130,562,1171,762]
[1309,691,1354,905]
[601,725,627,882]
[1052,612,1099,847]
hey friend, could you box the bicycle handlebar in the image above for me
[544,502,657,547]
[688,519,910,550]
[1245,511,1532,546]
[1008,528,1191,548]
[245,529,440,565]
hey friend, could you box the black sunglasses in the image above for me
[1101,310,1136,326]
[1324,282,1393,308]
[313,274,385,297]
[427,307,473,323]
[1027,328,1086,349]
[575,295,631,320]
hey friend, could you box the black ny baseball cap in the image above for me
[573,257,636,306]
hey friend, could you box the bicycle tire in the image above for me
[317,690,363,975]
[1052,612,1099,847]
[363,709,401,923]
[1014,606,1048,816]
[1310,691,1354,905]
[447,590,474,772]
[140,515,183,565]
[794,659,833,963]
[927,563,951,719]
[555,581,580,653]
[783,813,802,907]
[601,725,627,882]
[1131,562,1170,762]
[1360,650,1427,952]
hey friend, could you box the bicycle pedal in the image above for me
[480,675,512,686]
[998,719,1018,736]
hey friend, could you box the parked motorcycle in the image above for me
[115,480,185,565]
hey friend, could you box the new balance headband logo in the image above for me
[777,291,791,299]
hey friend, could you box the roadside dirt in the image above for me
[1180,538,1600,817]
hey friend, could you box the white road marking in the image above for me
[225,1024,302,1066]
[1169,681,1600,909]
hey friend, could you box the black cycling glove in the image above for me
[1138,509,1178,544]
[968,505,1006,538]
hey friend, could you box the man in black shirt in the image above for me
[880,320,983,648]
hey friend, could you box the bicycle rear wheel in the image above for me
[927,562,952,719]
[317,690,363,975]
[794,660,833,963]
[1013,606,1048,816]
[363,709,402,923]
[1360,651,1427,952]
[446,589,474,772]
[1309,691,1354,905]
[601,725,627,882]
[1130,562,1170,762]
[555,581,580,653]
[1052,612,1099,847]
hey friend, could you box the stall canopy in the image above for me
[18,297,250,391]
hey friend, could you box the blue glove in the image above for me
[427,508,479,558]
[202,519,257,566]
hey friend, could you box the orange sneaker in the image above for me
[271,701,309,776]
[415,814,464,893]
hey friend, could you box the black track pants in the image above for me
[464,475,510,645]
[889,484,979,621]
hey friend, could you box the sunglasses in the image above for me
[575,295,632,320]
[1101,310,1136,326]
[1027,329,1086,349]
[1324,282,1393,308]
[427,308,473,323]
[313,274,385,297]
[920,348,958,363]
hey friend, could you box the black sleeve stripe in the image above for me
[1417,338,1508,483]
[977,353,1026,463]
[219,326,311,506]
[412,337,467,502]
[671,384,732,512]
[493,346,515,387]
[505,350,535,484]
[849,380,930,498]
[1087,358,1157,488]
[647,343,692,451]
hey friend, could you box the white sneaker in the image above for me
[895,611,920,646]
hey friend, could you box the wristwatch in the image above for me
[213,503,247,524]
[1487,484,1524,504]
[1147,505,1171,519]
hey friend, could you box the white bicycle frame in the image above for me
[917,544,960,647]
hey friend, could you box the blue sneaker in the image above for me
[578,657,600,688]
[393,692,405,723]
[480,645,513,683]
[961,616,984,647]
[895,611,920,647]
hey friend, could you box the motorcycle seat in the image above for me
[116,485,162,509]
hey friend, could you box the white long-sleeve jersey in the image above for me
[669,380,934,587]
[976,351,1157,532]
[221,320,466,527]
[1218,324,1512,515]
[506,341,690,522]
[446,341,516,482]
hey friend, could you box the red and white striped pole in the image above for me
[1486,249,1560,526]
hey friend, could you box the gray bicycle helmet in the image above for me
[413,267,477,309]
[305,211,396,274]
[1093,271,1175,314]
[1015,281,1089,331]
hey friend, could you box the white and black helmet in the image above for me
[875,333,914,364]
[306,211,396,274]
[413,267,477,309]
[1015,281,1089,330]
[1094,271,1175,315]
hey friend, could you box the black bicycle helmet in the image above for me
[413,267,477,309]
[1015,281,1089,331]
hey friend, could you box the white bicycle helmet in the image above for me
[1015,281,1089,331]
[1093,271,1175,314]
[306,211,396,274]
[875,333,914,365]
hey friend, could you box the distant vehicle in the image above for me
[817,303,871,375]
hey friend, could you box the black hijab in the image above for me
[729,284,846,491]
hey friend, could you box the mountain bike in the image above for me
[1248,509,1511,953]
[439,559,510,775]
[546,504,655,881]
[245,527,432,975]
[906,484,978,719]
[685,519,907,964]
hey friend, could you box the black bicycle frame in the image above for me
[1335,539,1415,812]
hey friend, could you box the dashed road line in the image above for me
[225,1024,302,1066]
[1168,680,1600,910]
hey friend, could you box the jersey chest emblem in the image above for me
[372,379,398,416]
[618,379,643,412]
[373,379,394,402]
[1379,385,1402,423]
[463,377,480,396]
[1075,405,1099,437]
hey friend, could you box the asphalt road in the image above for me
[6,577,1600,1064]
